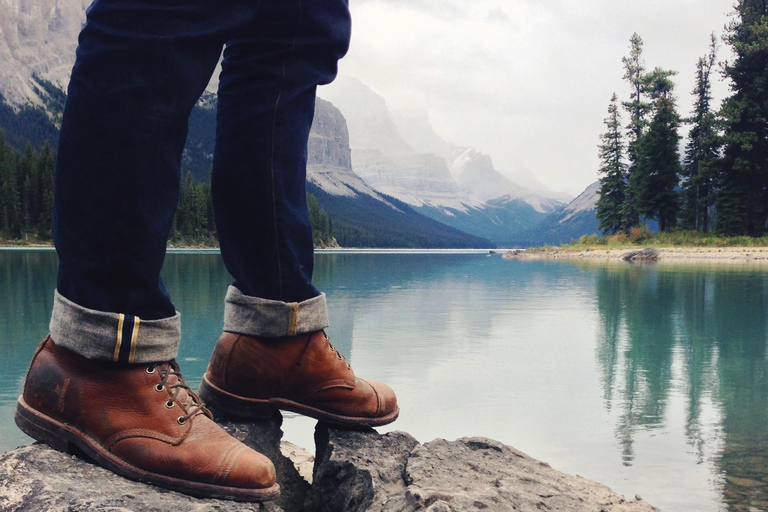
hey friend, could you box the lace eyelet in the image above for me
[155,384,165,392]
[177,416,187,425]
[146,367,156,374]
[165,400,174,409]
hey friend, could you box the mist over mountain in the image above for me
[319,76,584,246]
[0,0,600,247]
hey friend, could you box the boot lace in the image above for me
[147,361,212,424]
[323,331,351,370]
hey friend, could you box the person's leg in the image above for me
[200,0,398,427]
[18,0,278,500]
[51,0,239,362]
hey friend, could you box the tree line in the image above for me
[0,134,335,246]
[596,0,768,236]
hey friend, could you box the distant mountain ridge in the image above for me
[318,76,577,246]
[513,181,600,246]
[0,0,601,247]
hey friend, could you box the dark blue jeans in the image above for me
[53,0,351,323]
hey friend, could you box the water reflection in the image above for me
[594,263,768,511]
[3,251,768,511]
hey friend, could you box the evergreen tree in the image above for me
[621,33,651,228]
[19,144,38,237]
[178,172,195,237]
[682,35,721,232]
[596,93,628,234]
[36,142,55,237]
[635,93,683,231]
[0,133,22,237]
[716,0,768,235]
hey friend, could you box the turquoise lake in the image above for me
[1,249,767,511]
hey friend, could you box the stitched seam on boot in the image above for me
[105,428,188,450]
[296,379,355,401]
[214,444,248,485]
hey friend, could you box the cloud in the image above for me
[486,6,514,27]
[332,0,736,195]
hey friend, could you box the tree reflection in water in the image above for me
[594,263,768,511]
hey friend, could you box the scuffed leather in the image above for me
[24,337,276,490]
[207,331,398,420]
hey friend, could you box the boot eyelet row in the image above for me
[146,367,156,374]
[155,384,165,392]
[177,416,187,425]
[165,400,174,409]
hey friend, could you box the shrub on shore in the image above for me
[568,229,768,248]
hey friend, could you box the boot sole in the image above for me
[14,396,280,502]
[199,373,399,428]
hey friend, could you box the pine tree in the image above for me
[596,93,628,234]
[634,93,683,231]
[682,35,721,232]
[716,0,768,235]
[621,33,651,228]
[36,142,55,237]
[0,134,22,237]
[19,144,38,238]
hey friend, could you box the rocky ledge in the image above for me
[0,410,659,512]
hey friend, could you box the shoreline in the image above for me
[507,246,768,263]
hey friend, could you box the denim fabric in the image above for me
[224,286,328,338]
[50,0,350,362]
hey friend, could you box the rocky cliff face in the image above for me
[0,0,90,105]
[319,76,475,213]
[307,98,391,203]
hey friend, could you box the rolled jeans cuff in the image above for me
[223,286,329,337]
[49,290,181,364]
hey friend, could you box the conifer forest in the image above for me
[596,1,768,237]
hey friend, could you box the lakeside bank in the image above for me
[506,246,768,263]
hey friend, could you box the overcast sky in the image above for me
[326,0,737,196]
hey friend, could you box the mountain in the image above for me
[318,76,570,246]
[306,98,493,248]
[0,0,595,248]
[0,0,88,108]
[513,181,600,246]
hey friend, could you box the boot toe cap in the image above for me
[225,447,277,490]
[367,379,399,420]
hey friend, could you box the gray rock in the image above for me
[306,427,660,512]
[214,408,311,512]
[621,248,659,262]
[0,444,280,512]
[0,419,660,512]
[404,437,658,512]
[304,426,419,512]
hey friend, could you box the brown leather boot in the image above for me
[15,337,279,502]
[199,331,399,428]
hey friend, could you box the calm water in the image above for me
[2,249,768,512]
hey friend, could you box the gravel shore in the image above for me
[504,246,768,263]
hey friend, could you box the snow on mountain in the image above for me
[513,180,600,246]
[318,76,581,244]
[559,181,599,223]
[448,147,566,214]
